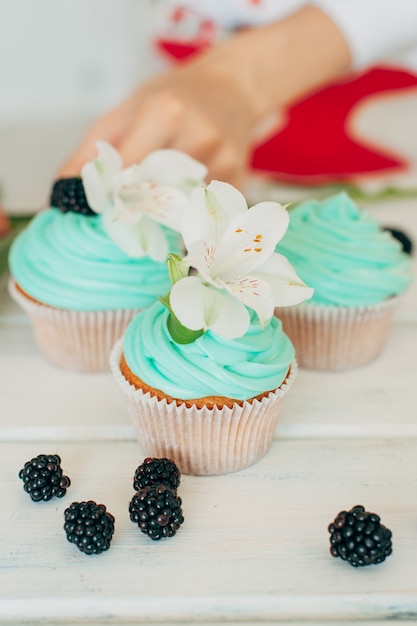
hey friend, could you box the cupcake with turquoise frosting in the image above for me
[275,192,413,370]
[8,142,207,371]
[110,180,313,475]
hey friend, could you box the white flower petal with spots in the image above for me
[81,141,206,258]
[171,181,313,338]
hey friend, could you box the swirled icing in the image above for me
[276,192,412,306]
[123,301,295,401]
[9,209,180,310]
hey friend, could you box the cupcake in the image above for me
[8,142,207,371]
[275,192,413,370]
[110,180,313,475]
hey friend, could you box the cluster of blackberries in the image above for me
[328,504,393,567]
[64,501,115,556]
[129,458,184,541]
[18,454,70,502]
[50,177,95,216]
[19,454,184,554]
[19,455,394,565]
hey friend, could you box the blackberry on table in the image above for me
[50,177,95,216]
[129,484,184,540]
[18,453,70,502]
[133,457,181,492]
[328,504,392,567]
[64,500,115,555]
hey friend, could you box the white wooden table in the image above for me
[1,198,416,626]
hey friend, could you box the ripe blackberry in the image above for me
[328,504,392,567]
[18,453,71,502]
[384,227,413,255]
[129,484,184,540]
[64,501,115,555]
[50,177,95,216]
[133,457,181,492]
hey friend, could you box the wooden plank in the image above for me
[1,438,416,623]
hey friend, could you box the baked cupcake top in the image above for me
[122,179,313,401]
[123,301,295,401]
[276,192,413,307]
[9,209,178,310]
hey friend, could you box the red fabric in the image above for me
[251,67,417,184]
[156,40,208,61]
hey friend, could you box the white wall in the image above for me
[0,0,164,212]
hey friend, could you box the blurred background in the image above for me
[2,0,417,216]
[0,0,162,213]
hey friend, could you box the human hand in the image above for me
[58,51,260,189]
[58,6,350,189]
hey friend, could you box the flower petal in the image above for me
[181,180,248,249]
[81,161,109,214]
[170,276,250,338]
[111,165,187,230]
[183,241,217,280]
[103,213,168,261]
[222,274,275,327]
[211,201,290,281]
[254,253,314,306]
[137,149,207,189]
[95,141,123,185]
[81,141,123,214]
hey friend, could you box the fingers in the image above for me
[116,95,181,166]
[173,113,249,188]
[57,133,105,178]
[56,97,138,178]
[56,75,252,190]
[205,145,248,190]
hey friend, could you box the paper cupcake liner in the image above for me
[275,297,400,371]
[9,279,140,372]
[110,338,297,476]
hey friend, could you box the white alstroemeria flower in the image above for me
[81,141,207,261]
[169,180,313,339]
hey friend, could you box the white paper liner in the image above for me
[110,338,297,476]
[9,279,141,372]
[275,297,400,371]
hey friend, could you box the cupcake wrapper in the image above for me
[275,297,399,371]
[9,279,140,372]
[110,338,297,476]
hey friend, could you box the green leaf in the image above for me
[159,292,204,344]
[167,313,204,344]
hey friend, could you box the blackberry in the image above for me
[64,500,115,555]
[129,484,184,540]
[50,177,95,216]
[133,457,181,492]
[18,453,70,502]
[383,227,413,255]
[328,504,392,567]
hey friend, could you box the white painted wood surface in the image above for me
[1,197,416,625]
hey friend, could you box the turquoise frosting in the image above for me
[123,301,295,401]
[9,209,180,311]
[276,192,413,307]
